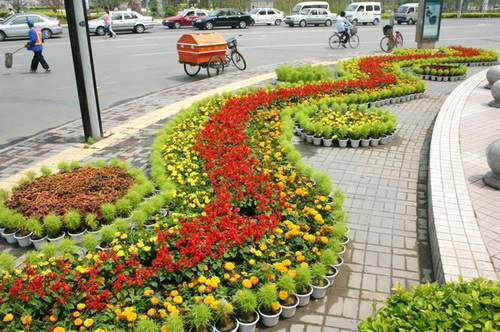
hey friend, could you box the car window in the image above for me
[123,13,132,19]
[374,5,381,11]
[29,15,43,23]
[185,11,194,16]
[112,13,122,20]
[408,7,414,13]
[366,5,373,11]
[346,4,357,11]
[259,10,266,15]
[197,11,206,16]
[130,13,138,19]
[310,9,317,15]
[11,17,27,25]
[300,9,310,15]
[267,9,275,14]
[357,6,365,12]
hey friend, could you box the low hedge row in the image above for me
[276,64,333,83]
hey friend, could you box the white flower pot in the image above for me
[322,138,333,147]
[370,138,380,146]
[326,267,339,287]
[31,235,47,250]
[331,256,344,270]
[1,229,17,244]
[213,320,239,332]
[350,139,360,148]
[338,244,346,256]
[68,229,87,245]
[341,233,350,246]
[0,227,5,234]
[305,134,313,144]
[258,306,281,327]
[295,285,313,307]
[280,294,299,319]
[361,139,370,147]
[14,231,32,247]
[236,311,259,332]
[312,137,322,146]
[380,136,388,145]
[311,277,331,299]
[338,139,348,148]
[48,232,65,245]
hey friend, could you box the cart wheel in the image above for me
[207,56,224,77]
[231,51,246,71]
[184,63,201,77]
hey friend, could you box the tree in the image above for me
[47,0,64,13]
[8,0,29,12]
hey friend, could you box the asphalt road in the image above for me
[0,18,499,146]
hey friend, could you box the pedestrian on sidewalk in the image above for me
[25,19,50,73]
[104,8,117,38]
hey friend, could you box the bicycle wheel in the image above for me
[329,34,341,49]
[349,34,360,49]
[183,63,201,77]
[380,36,392,53]
[231,51,247,70]
[207,56,224,77]
[395,32,404,48]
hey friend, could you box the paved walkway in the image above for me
[461,83,500,278]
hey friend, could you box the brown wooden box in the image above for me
[177,32,227,65]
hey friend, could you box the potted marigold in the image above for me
[311,263,330,299]
[322,127,333,147]
[213,299,238,332]
[232,289,259,332]
[277,274,298,319]
[27,218,46,250]
[64,210,86,244]
[1,212,21,244]
[188,303,213,332]
[43,214,64,243]
[321,249,340,287]
[14,216,32,247]
[294,266,313,307]
[257,283,281,327]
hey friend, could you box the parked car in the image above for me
[284,8,337,27]
[0,13,62,41]
[163,8,209,29]
[250,7,284,25]
[394,3,418,24]
[88,11,154,36]
[345,2,382,25]
[291,1,330,14]
[192,8,252,30]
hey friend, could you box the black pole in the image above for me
[64,0,103,141]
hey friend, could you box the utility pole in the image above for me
[481,0,489,12]
[458,0,464,18]
[64,0,103,142]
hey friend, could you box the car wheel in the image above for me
[408,18,415,25]
[239,20,247,29]
[134,24,145,33]
[42,28,52,39]
[362,22,367,25]
[288,24,294,27]
[275,19,282,25]
[396,21,402,25]
[373,18,379,25]
[352,19,358,25]
[174,21,181,29]
[205,21,213,30]
[299,20,306,27]
[324,19,332,27]
[0,31,6,41]
[96,26,106,36]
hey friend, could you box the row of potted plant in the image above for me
[412,63,468,81]
[275,64,334,84]
[0,159,154,250]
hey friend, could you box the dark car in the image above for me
[192,8,253,30]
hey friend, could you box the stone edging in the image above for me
[428,69,498,283]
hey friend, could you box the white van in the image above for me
[291,1,330,14]
[345,2,382,25]
[394,3,418,24]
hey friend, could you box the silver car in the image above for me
[88,11,154,36]
[284,8,337,27]
[0,13,63,41]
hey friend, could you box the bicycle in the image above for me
[207,35,247,76]
[380,25,403,53]
[329,26,359,49]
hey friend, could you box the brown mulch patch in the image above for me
[6,165,134,219]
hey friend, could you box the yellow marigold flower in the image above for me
[3,313,14,322]
[161,325,168,332]
[147,308,157,317]
[224,262,235,271]
[288,269,297,278]
[203,295,216,305]
[198,284,207,293]
[83,318,94,327]
[170,290,179,297]
[72,311,80,318]
[198,275,207,284]
[193,296,202,304]
[279,291,289,301]
[77,303,86,311]
[314,214,324,223]
[159,309,167,318]
[271,301,281,312]
[300,262,309,268]
[223,273,230,280]
[209,276,220,288]
[95,329,106,332]
[249,259,256,265]
[125,311,137,322]
[74,318,83,326]
[21,314,32,325]
[151,297,160,305]
[144,289,154,296]
[250,276,259,285]
[173,296,183,304]
[49,315,58,322]
[242,279,252,288]
[53,327,65,332]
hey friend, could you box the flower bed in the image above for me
[294,103,397,148]
[0,46,497,331]
[412,63,468,81]
[0,159,153,249]
[275,64,334,83]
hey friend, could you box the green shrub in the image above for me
[85,213,99,231]
[0,252,15,273]
[100,203,116,222]
[295,266,312,294]
[276,64,333,83]
[165,313,184,332]
[277,273,296,294]
[43,215,62,238]
[232,289,257,322]
[81,233,98,252]
[311,262,327,285]
[26,218,44,239]
[358,278,500,331]
[63,210,81,233]
[187,303,212,332]
[134,318,159,332]
[257,283,278,313]
[100,224,116,244]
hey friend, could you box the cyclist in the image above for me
[335,11,353,48]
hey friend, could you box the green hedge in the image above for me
[276,64,333,83]
[443,12,500,18]
[358,278,500,331]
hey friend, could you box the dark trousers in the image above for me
[340,30,349,43]
[31,50,49,71]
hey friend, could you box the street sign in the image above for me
[416,0,443,48]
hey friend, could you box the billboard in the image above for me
[416,0,443,43]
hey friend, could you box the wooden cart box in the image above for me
[177,33,227,65]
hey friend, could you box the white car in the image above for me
[88,11,154,36]
[250,8,284,25]
[284,8,337,27]
[345,2,382,25]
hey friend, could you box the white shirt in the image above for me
[336,16,351,32]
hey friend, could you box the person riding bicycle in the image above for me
[335,11,353,47]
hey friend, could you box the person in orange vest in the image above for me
[25,18,50,73]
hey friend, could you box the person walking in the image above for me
[335,11,353,48]
[103,8,116,38]
[25,19,50,73]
